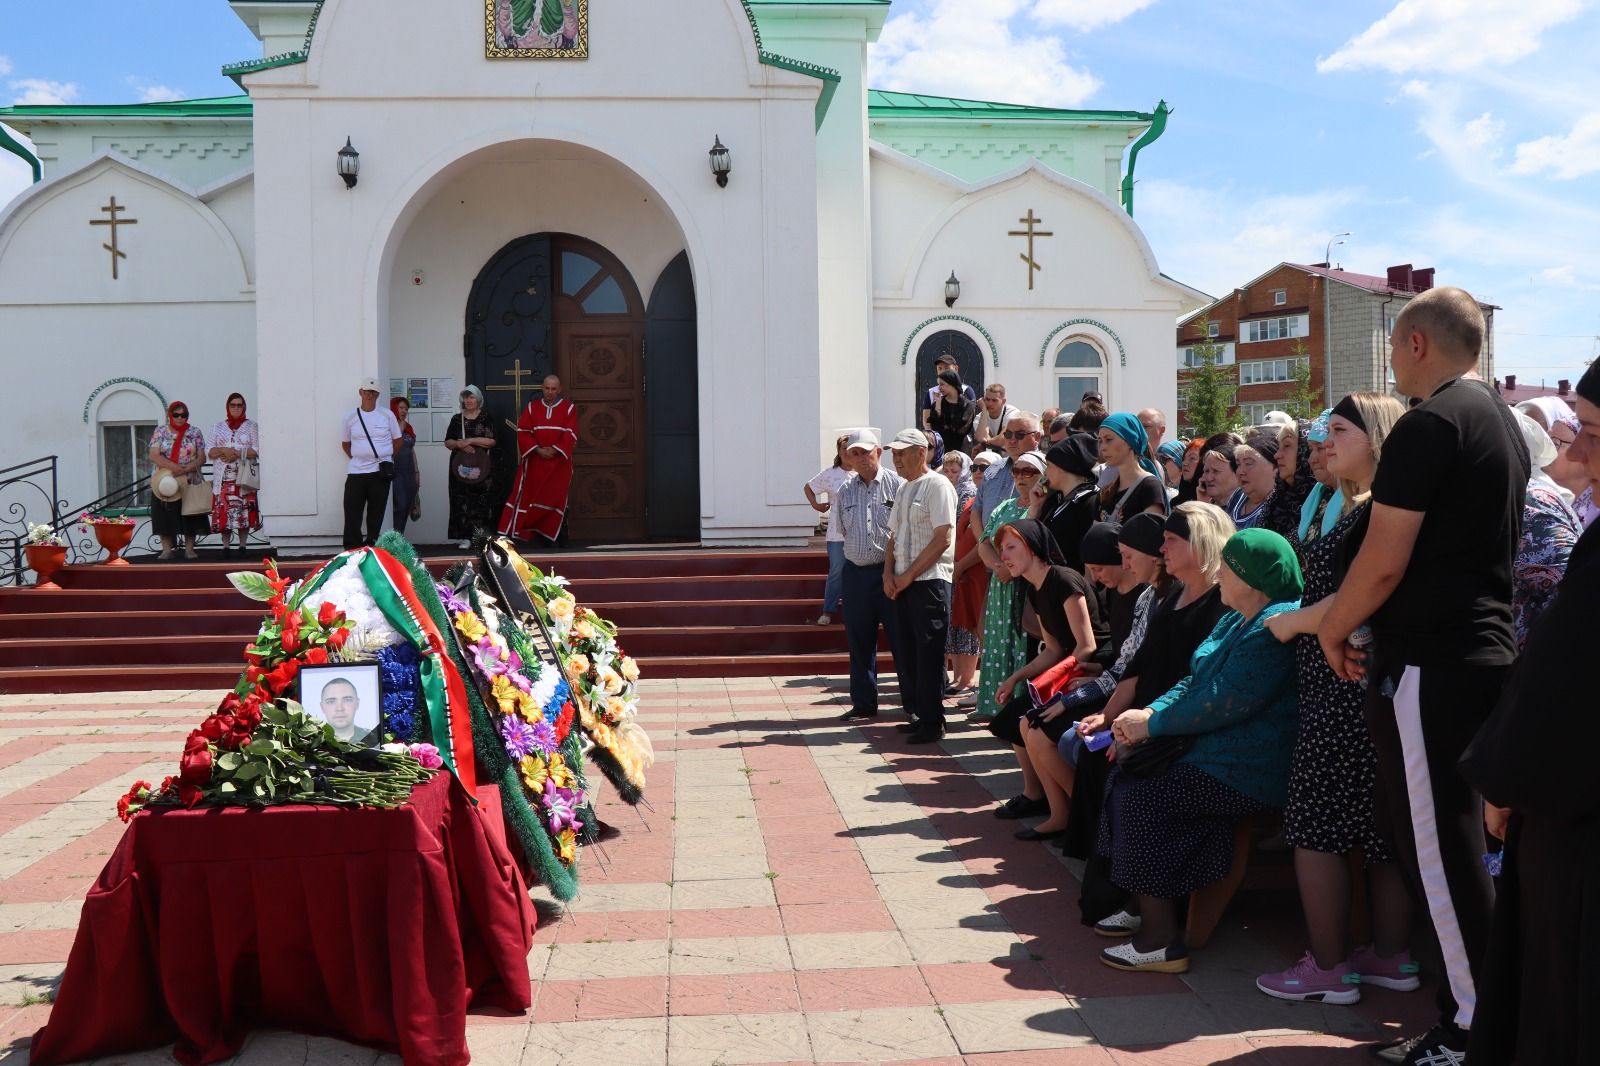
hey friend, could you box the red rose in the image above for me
[179,744,213,787]
[184,730,208,755]
[244,665,264,686]
[317,601,342,627]
[178,781,204,808]
[263,659,299,694]
[280,627,301,654]
[303,647,329,666]
[199,714,234,742]
[327,628,349,651]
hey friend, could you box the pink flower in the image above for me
[408,743,444,770]
[470,635,504,678]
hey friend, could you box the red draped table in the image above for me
[31,774,535,1066]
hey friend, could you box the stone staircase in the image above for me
[0,548,882,694]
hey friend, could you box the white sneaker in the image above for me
[1099,940,1189,973]
[1093,910,1142,938]
[457,540,471,550]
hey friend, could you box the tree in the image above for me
[1284,341,1323,421]
[1182,318,1237,436]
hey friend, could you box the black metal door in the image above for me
[914,330,984,418]
[644,251,699,540]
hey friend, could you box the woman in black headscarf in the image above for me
[1038,434,1101,572]
[927,369,978,457]
[1259,419,1317,544]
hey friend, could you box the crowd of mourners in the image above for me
[804,287,1600,1066]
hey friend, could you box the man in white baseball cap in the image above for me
[340,379,402,548]
[836,427,904,722]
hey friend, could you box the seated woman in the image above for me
[971,452,1048,721]
[1024,514,1166,847]
[1063,502,1233,924]
[985,518,1102,835]
[1097,527,1302,973]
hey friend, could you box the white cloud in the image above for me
[1318,0,1586,75]
[1030,0,1158,31]
[1463,111,1506,156]
[133,83,184,103]
[0,56,11,77]
[871,0,1100,107]
[1510,112,1600,178]
[9,79,78,106]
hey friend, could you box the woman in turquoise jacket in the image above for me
[1097,528,1303,974]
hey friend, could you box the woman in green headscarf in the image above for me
[1095,528,1303,975]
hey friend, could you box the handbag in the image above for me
[235,456,261,492]
[1027,656,1083,706]
[356,410,394,481]
[181,479,214,516]
[1115,734,1191,778]
[451,444,488,485]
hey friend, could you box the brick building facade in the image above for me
[1175,263,1496,433]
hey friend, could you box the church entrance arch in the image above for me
[465,233,650,543]
[914,330,984,422]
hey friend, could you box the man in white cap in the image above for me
[885,428,958,743]
[340,378,403,549]
[836,428,905,722]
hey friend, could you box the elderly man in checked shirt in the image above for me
[836,429,905,722]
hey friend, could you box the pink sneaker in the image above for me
[1256,952,1362,1004]
[1348,944,1422,991]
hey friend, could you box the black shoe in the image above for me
[1014,826,1067,842]
[894,722,918,734]
[1369,1023,1467,1065]
[906,728,944,744]
[994,795,1049,820]
[838,708,878,721]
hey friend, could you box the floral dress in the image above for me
[148,423,208,538]
[973,495,1028,720]
[208,418,261,534]
[1512,480,1582,648]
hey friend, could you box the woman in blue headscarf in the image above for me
[1097,412,1168,522]
[1297,411,1345,546]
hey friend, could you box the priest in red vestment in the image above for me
[499,375,578,542]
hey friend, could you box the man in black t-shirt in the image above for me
[1318,287,1526,1066]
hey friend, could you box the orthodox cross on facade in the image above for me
[89,197,138,280]
[486,357,535,432]
[1007,209,1053,290]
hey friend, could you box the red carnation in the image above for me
[159,775,177,795]
[554,700,575,743]
[317,601,342,627]
[327,628,349,651]
[303,647,329,666]
[179,744,213,787]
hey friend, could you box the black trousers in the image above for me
[893,577,951,732]
[343,472,391,549]
[841,561,900,715]
[1364,658,1503,1032]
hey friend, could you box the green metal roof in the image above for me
[868,90,1154,124]
[0,95,253,121]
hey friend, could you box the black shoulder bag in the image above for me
[356,410,394,481]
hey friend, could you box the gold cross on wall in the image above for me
[485,357,536,432]
[1007,209,1053,290]
[89,197,138,280]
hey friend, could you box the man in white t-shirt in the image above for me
[885,429,957,744]
[340,378,403,549]
[804,439,855,625]
[974,384,1019,453]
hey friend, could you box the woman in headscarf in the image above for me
[1176,438,1206,504]
[1297,411,1345,546]
[986,517,1103,832]
[444,385,499,549]
[147,400,208,560]
[1259,419,1317,544]
[1508,408,1581,649]
[1226,434,1278,530]
[1038,434,1101,572]
[1462,362,1600,1066]
[389,396,421,536]
[971,451,1047,722]
[206,392,260,559]
[1097,413,1167,522]
[1197,431,1245,508]
[1097,528,1302,974]
[1157,440,1186,500]
[1258,392,1416,1004]
[942,450,983,695]
[927,370,978,457]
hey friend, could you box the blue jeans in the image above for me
[823,541,845,612]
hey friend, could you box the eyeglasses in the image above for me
[171,411,188,419]
[1013,468,1041,478]
[227,402,245,408]
[1002,430,1036,441]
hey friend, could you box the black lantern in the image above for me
[944,271,961,308]
[709,135,731,188]
[336,137,360,189]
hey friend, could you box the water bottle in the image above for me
[1348,624,1373,686]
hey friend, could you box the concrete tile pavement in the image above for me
[0,676,1426,1063]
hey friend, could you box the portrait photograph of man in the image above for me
[299,664,382,746]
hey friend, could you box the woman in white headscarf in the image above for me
[1509,408,1581,648]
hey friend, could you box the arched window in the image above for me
[1054,340,1106,413]
[88,383,163,504]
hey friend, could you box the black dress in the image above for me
[446,413,498,542]
[1282,503,1390,860]
[1040,484,1099,572]
[986,565,1101,746]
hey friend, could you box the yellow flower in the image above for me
[547,752,575,790]
[557,828,576,864]
[620,656,640,682]
[490,674,520,716]
[547,596,576,622]
[454,611,487,643]
[573,618,595,641]
[517,690,541,722]
[520,754,549,792]
[568,653,590,677]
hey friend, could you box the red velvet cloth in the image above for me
[31,775,534,1066]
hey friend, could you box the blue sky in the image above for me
[4,0,1599,381]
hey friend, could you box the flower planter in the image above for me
[91,521,135,566]
[25,543,68,590]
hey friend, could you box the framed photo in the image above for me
[485,0,589,59]
[298,663,383,746]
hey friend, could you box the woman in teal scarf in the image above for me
[1097,412,1168,522]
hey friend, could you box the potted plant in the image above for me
[78,511,137,566]
[24,524,68,589]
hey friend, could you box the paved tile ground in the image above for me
[0,677,1438,1064]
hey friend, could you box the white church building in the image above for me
[0,0,1206,549]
